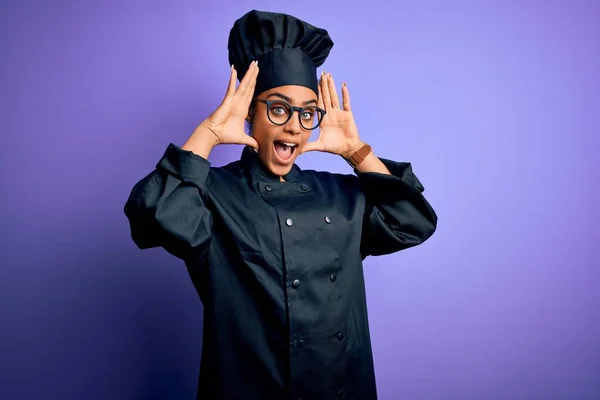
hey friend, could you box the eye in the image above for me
[269,102,291,116]
[301,106,317,120]
[301,111,314,120]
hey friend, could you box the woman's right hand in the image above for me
[199,61,260,149]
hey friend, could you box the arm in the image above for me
[301,72,437,256]
[124,136,216,261]
[354,154,438,259]
[124,62,259,259]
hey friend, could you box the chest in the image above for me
[207,173,364,267]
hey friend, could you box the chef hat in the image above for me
[227,10,334,96]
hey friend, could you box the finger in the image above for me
[237,61,254,96]
[300,139,326,154]
[226,65,237,97]
[245,62,259,101]
[317,84,325,110]
[320,71,332,110]
[328,73,340,109]
[237,61,257,96]
[341,81,351,111]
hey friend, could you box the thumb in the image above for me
[300,140,325,154]
[239,134,260,151]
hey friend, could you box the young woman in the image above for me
[125,9,437,400]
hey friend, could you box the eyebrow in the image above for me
[267,93,317,106]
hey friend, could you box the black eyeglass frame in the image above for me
[253,99,327,131]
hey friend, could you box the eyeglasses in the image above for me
[254,99,326,130]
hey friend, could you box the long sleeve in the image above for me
[358,158,438,259]
[124,143,214,261]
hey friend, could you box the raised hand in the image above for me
[301,72,363,158]
[200,61,260,149]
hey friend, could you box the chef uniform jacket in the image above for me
[124,143,438,400]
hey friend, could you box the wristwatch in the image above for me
[344,143,372,168]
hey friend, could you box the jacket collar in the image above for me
[240,146,302,183]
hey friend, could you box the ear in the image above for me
[246,104,256,123]
[244,105,255,134]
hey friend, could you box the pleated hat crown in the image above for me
[227,10,334,96]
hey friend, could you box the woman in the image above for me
[125,9,437,400]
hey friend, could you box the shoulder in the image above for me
[206,159,246,181]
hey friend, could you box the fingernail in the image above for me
[328,72,332,78]
[343,81,347,87]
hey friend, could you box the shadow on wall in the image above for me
[2,65,224,398]
[120,245,205,400]
[113,92,217,399]
[113,83,221,399]
[5,150,209,399]
[82,229,205,399]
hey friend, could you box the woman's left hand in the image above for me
[301,72,364,158]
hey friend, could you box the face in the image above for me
[248,85,318,178]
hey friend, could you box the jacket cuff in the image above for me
[156,143,211,188]
[357,158,425,202]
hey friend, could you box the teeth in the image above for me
[280,142,297,147]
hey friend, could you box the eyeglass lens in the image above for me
[266,101,323,129]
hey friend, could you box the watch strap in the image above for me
[345,143,372,168]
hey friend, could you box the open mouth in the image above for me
[273,140,298,164]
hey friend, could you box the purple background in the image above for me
[2,0,599,399]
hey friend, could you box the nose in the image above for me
[283,110,302,135]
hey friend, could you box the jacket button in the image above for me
[265,184,272,192]
[337,332,345,341]
[300,184,308,191]
[330,273,337,282]
[324,216,332,224]
[286,218,293,227]
[292,279,300,288]
[296,339,305,348]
